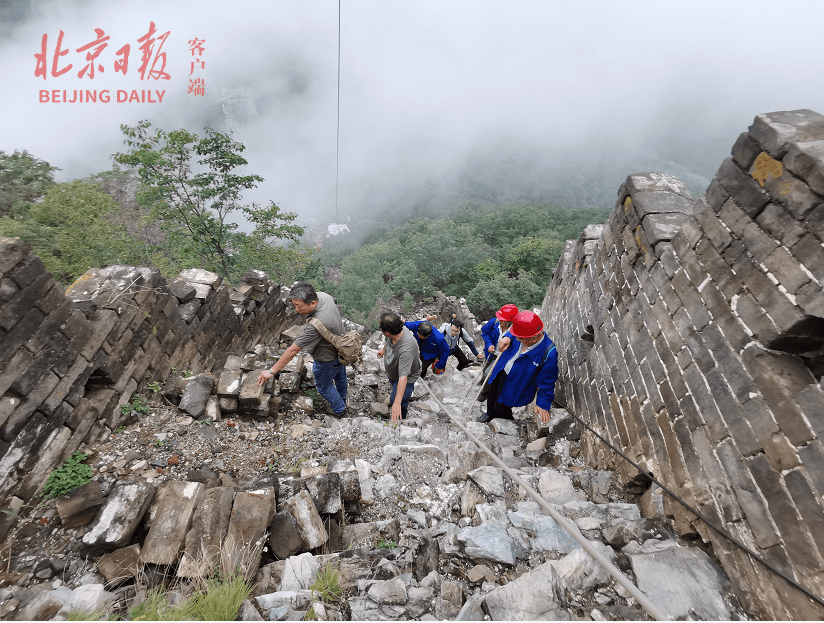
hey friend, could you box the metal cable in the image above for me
[334,0,341,224]
[418,379,671,621]
[554,397,824,609]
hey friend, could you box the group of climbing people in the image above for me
[259,282,558,425]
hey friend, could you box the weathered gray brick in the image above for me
[733,256,804,333]
[715,439,780,549]
[639,359,664,412]
[656,242,680,278]
[656,409,688,486]
[674,275,712,331]
[718,197,752,238]
[649,264,681,312]
[740,222,778,263]
[671,235,705,286]
[671,415,707,487]
[796,280,824,317]
[694,200,733,252]
[0,307,44,367]
[691,426,742,523]
[804,203,824,243]
[740,396,780,443]
[9,254,48,289]
[756,203,808,249]
[715,157,770,218]
[0,272,52,333]
[35,283,65,316]
[701,323,755,400]
[741,346,816,445]
[748,109,824,158]
[682,364,727,442]
[791,234,824,282]
[25,301,71,355]
[695,239,743,301]
[705,368,759,456]
[655,334,687,397]
[783,468,824,560]
[762,246,811,294]
[799,441,824,497]
[759,162,822,220]
[721,238,747,266]
[732,132,763,169]
[783,140,824,196]
[0,238,29,275]
[705,178,730,212]
[733,291,778,343]
[796,384,824,440]
[0,371,59,442]
[678,391,704,431]
[698,282,749,350]
[658,378,681,417]
[748,453,824,576]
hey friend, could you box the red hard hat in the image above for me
[510,311,544,338]
[496,304,519,322]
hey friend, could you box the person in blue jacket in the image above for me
[404,319,450,378]
[481,304,519,361]
[478,310,558,424]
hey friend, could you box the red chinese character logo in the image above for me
[75,28,110,79]
[189,58,205,76]
[114,44,130,75]
[137,22,171,80]
[188,38,205,56]
[34,30,73,79]
[188,78,205,96]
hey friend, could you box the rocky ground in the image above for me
[0,314,751,621]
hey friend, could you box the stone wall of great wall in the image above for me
[542,109,824,619]
[0,249,298,540]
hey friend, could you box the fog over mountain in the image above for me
[1,0,823,229]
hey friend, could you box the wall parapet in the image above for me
[542,109,824,620]
[0,248,298,540]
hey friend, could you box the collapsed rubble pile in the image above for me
[0,315,748,621]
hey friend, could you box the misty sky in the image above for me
[1,0,823,228]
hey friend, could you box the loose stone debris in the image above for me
[0,312,748,621]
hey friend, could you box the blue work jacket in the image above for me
[481,317,501,359]
[405,320,450,369]
[487,332,558,410]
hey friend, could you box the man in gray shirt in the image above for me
[258,282,348,415]
[377,312,421,421]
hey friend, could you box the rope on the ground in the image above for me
[418,379,671,622]
[555,397,824,610]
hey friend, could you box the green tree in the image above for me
[506,236,565,281]
[333,240,395,323]
[114,121,304,283]
[0,150,58,217]
[465,270,546,318]
[0,181,137,284]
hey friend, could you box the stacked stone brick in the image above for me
[0,246,297,540]
[542,109,824,620]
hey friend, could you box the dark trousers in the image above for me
[420,356,439,378]
[450,347,471,371]
[389,379,415,419]
[486,370,513,420]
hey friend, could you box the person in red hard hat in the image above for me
[477,310,558,424]
[481,304,518,361]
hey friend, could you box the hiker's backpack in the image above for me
[308,318,363,366]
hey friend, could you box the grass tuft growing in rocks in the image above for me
[309,561,343,605]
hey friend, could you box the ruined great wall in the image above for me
[543,109,824,619]
[0,109,823,619]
